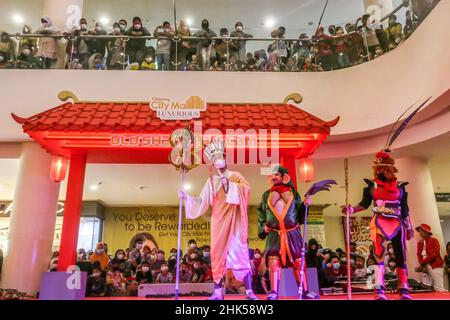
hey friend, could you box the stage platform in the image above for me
[86,292,450,301]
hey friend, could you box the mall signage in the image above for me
[149,96,207,120]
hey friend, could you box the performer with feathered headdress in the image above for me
[343,98,431,300]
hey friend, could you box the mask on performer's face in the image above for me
[376,172,388,182]
[214,158,226,169]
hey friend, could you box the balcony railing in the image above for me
[0,0,438,72]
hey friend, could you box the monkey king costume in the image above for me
[355,151,414,300]
[257,165,314,300]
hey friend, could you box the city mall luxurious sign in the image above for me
[149,96,206,120]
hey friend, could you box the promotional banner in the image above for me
[343,216,373,257]
[103,205,324,254]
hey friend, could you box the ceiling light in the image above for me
[264,17,275,28]
[12,14,24,25]
[99,16,109,25]
[183,183,192,191]
[90,185,98,191]
[185,17,193,27]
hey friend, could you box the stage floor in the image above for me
[86,292,450,301]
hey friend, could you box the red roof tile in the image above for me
[12,101,339,135]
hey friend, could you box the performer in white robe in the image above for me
[180,139,257,300]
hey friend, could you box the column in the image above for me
[364,0,394,27]
[396,157,445,281]
[0,143,60,294]
[58,154,87,271]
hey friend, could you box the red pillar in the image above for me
[281,153,298,191]
[58,154,87,271]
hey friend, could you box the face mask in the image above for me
[377,173,388,182]
[41,22,49,28]
[120,24,127,30]
[145,57,153,63]
[23,49,31,56]
[0,56,4,62]
[350,259,355,265]
[203,252,210,258]
[161,267,169,272]
[190,254,197,260]
[170,252,177,257]
[134,24,142,30]
[142,267,149,272]
[193,264,199,269]
[236,26,243,32]
[333,263,340,270]
[150,254,155,260]
[341,258,347,263]
[157,254,164,261]
[254,254,261,259]
[96,249,104,254]
[80,24,87,30]
[189,244,197,249]
[93,272,102,277]
[117,254,124,260]
[389,263,396,268]
[136,244,143,250]
[95,26,103,32]
[113,28,121,33]
[214,159,226,169]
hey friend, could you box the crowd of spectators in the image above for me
[44,225,449,297]
[0,0,439,71]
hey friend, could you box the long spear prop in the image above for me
[169,126,198,300]
[344,158,352,300]
[298,179,337,299]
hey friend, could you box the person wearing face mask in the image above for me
[85,22,108,59]
[16,44,39,69]
[111,249,132,278]
[323,255,346,287]
[180,138,257,300]
[126,16,150,64]
[75,248,93,276]
[150,250,167,274]
[118,19,128,35]
[87,266,107,297]
[65,18,90,69]
[202,246,211,265]
[386,15,403,50]
[107,22,127,70]
[343,151,414,300]
[156,263,173,283]
[136,261,153,284]
[177,19,193,70]
[190,259,205,283]
[34,16,61,69]
[193,19,217,71]
[385,257,398,280]
[106,261,128,296]
[89,242,110,271]
[140,53,156,70]
[153,21,175,71]
[0,32,15,67]
[257,165,317,300]
[18,25,37,58]
[230,22,253,64]
[129,239,144,271]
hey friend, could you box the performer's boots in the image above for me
[208,280,224,300]
[244,272,259,300]
[373,264,387,300]
[396,267,412,300]
[267,256,280,300]
[294,258,319,300]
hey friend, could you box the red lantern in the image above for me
[50,156,68,182]
[299,157,315,183]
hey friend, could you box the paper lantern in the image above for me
[50,156,68,182]
[299,157,315,183]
